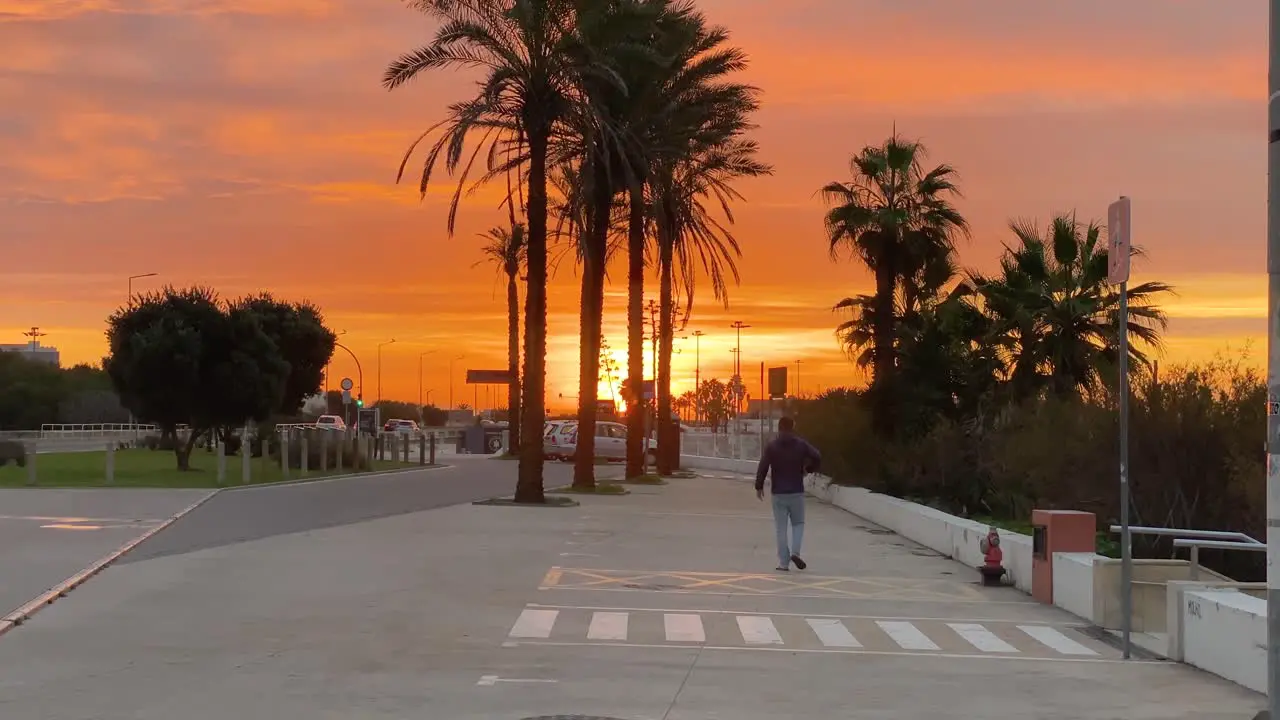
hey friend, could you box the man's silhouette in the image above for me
[755,416,821,571]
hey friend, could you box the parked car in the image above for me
[542,420,576,460]
[556,420,659,464]
[315,415,346,431]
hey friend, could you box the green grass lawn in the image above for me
[0,448,419,489]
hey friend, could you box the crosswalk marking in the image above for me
[806,618,861,648]
[664,613,705,642]
[948,623,1019,653]
[876,620,940,651]
[1017,625,1098,656]
[509,609,558,638]
[737,616,783,645]
[587,612,629,641]
[505,607,1113,660]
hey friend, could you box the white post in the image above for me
[320,431,329,473]
[300,434,309,477]
[105,440,115,486]
[216,440,226,486]
[1266,2,1280,715]
[240,427,251,484]
[25,440,36,487]
[280,431,290,479]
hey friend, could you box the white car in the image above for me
[384,419,421,435]
[556,420,659,463]
[315,415,347,431]
[542,420,576,460]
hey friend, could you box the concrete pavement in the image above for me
[0,488,211,617]
[0,462,1263,719]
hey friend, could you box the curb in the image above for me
[0,490,220,639]
[0,463,452,639]
[219,463,448,492]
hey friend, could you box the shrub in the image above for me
[0,439,26,467]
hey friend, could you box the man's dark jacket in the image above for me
[755,432,821,495]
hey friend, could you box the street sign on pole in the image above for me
[340,377,353,392]
[1109,195,1134,661]
[768,366,788,399]
[1107,196,1131,284]
[341,389,351,404]
[1265,5,1280,717]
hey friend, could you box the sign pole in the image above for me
[1107,196,1133,662]
[1119,278,1132,660]
[1266,2,1280,715]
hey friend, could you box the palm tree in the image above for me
[821,135,969,438]
[474,224,526,453]
[645,13,769,474]
[974,214,1172,399]
[384,0,621,503]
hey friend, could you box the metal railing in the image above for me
[1108,525,1263,580]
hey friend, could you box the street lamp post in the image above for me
[795,359,803,399]
[419,350,437,412]
[127,273,158,303]
[325,330,348,396]
[729,321,750,441]
[377,339,396,404]
[449,354,465,410]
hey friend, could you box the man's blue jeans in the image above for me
[771,492,805,568]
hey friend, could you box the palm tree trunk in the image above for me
[506,272,521,455]
[572,183,612,490]
[871,258,896,438]
[625,181,646,479]
[515,130,549,504]
[656,236,677,475]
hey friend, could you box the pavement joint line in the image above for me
[0,514,165,524]
[503,640,1169,665]
[537,586,1041,604]
[0,489,221,638]
[525,602,1092,626]
[0,463,453,640]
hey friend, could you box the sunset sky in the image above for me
[0,1,1268,412]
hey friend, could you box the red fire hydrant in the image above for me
[978,526,1006,586]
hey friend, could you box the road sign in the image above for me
[340,377,353,392]
[768,366,788,398]
[1107,196,1131,284]
[642,380,655,401]
[467,369,512,384]
[341,389,351,404]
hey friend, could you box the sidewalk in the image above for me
[0,467,1261,719]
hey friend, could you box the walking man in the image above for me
[755,416,821,571]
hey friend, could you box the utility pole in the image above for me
[449,354,465,410]
[419,350,436,417]
[377,339,396,404]
[1264,2,1280,716]
[795,359,803,399]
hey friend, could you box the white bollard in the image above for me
[105,440,115,486]
[241,428,251,484]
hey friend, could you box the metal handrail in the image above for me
[1108,525,1261,544]
[1170,538,1267,581]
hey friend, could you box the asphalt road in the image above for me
[121,457,583,563]
[0,488,211,617]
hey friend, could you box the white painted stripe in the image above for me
[948,623,1019,653]
[806,618,861,647]
[587,611,629,641]
[736,616,783,645]
[508,609,558,638]
[1018,625,1098,656]
[876,620,939,651]
[664,613,705,642]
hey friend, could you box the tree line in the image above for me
[104,287,337,469]
[387,0,769,501]
[0,353,128,431]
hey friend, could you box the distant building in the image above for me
[0,339,60,368]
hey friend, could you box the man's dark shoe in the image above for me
[775,565,789,572]
[790,554,807,570]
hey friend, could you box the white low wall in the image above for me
[1180,588,1265,694]
[800,473,1033,593]
[1052,552,1097,622]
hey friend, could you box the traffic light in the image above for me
[356,395,364,407]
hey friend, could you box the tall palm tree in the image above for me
[384,0,621,502]
[820,135,969,438]
[474,224,526,453]
[974,214,1172,399]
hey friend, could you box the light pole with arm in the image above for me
[691,330,705,424]
[128,272,157,302]
[449,354,465,409]
[377,339,396,404]
[795,359,803,399]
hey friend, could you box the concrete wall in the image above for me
[1180,588,1266,694]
